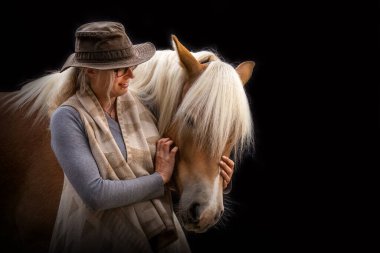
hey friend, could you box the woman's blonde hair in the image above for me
[77,68,116,108]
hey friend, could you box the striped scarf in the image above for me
[49,84,178,253]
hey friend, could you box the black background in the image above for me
[0,1,375,252]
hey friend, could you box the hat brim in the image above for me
[60,42,156,72]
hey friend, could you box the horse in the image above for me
[0,35,255,252]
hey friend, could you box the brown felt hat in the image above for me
[61,21,156,72]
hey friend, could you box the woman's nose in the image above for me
[126,68,135,79]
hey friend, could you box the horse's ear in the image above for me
[171,35,203,78]
[236,61,255,86]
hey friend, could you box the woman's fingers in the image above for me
[157,138,177,160]
[157,138,172,153]
[220,169,230,183]
[162,140,174,153]
[170,146,178,157]
[221,156,235,170]
[219,160,233,177]
[155,137,177,184]
[220,156,235,189]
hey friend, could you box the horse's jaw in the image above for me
[174,174,224,233]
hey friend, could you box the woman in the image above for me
[48,21,234,253]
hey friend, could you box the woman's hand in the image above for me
[219,156,235,189]
[155,138,178,184]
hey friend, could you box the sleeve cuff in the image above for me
[151,172,165,197]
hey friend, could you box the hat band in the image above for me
[75,48,136,62]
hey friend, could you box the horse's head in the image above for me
[165,36,255,232]
[131,36,254,232]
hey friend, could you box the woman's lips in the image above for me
[120,82,129,89]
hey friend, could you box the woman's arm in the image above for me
[50,106,165,211]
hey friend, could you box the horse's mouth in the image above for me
[183,223,211,233]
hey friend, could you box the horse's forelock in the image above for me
[131,49,253,161]
[173,60,254,161]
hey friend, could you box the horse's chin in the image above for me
[182,224,211,233]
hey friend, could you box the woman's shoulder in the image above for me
[51,106,82,128]
[52,106,80,118]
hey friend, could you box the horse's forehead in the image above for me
[183,59,221,89]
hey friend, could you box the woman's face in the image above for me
[87,66,135,100]
[109,66,136,97]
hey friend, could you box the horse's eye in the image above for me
[186,116,195,127]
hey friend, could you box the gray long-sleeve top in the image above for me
[50,106,165,211]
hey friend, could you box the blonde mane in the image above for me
[3,68,78,124]
[4,48,254,159]
[130,49,254,160]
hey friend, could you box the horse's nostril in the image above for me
[189,202,200,223]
